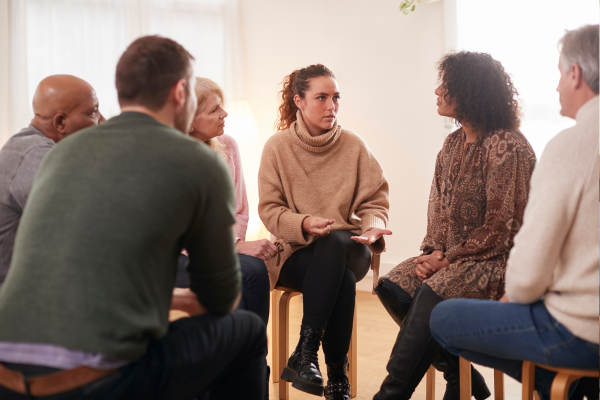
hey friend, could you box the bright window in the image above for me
[456,0,598,156]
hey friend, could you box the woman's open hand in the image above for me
[414,250,449,281]
[351,228,393,245]
[236,239,279,261]
[302,217,335,236]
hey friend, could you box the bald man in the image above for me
[0,75,101,288]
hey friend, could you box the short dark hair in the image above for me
[116,35,194,110]
[438,51,521,134]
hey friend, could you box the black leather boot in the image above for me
[373,285,444,400]
[374,281,410,327]
[324,361,351,400]
[280,325,325,396]
[432,348,491,400]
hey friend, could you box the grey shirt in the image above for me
[0,125,54,286]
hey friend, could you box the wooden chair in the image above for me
[271,286,358,399]
[425,357,505,400]
[522,360,600,400]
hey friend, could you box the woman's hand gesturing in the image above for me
[236,239,279,261]
[350,228,393,245]
[302,217,335,236]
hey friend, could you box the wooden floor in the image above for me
[266,291,523,400]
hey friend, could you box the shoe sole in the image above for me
[291,376,324,397]
[280,366,296,382]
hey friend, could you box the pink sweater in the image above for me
[221,134,249,240]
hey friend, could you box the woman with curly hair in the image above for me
[373,51,537,400]
[259,64,391,399]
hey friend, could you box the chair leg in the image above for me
[271,290,280,383]
[522,361,536,400]
[278,291,299,400]
[348,300,358,398]
[550,373,579,400]
[459,357,472,400]
[494,369,505,400]
[426,365,436,400]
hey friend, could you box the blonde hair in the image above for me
[194,77,226,158]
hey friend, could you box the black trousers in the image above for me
[0,310,268,400]
[176,254,270,325]
[277,230,371,364]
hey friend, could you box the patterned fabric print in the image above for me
[381,128,536,300]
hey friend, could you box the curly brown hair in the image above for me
[438,51,521,134]
[275,64,335,132]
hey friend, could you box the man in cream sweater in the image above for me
[429,24,599,400]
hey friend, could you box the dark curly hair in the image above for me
[438,51,521,134]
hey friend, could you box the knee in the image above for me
[430,300,461,346]
[317,230,351,254]
[232,309,268,353]
[239,255,270,289]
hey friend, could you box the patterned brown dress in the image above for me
[381,128,536,300]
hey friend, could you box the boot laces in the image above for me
[301,338,320,368]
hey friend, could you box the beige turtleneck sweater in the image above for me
[506,96,599,344]
[258,111,389,290]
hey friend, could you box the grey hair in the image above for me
[559,24,599,94]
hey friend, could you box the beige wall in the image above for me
[239,0,450,289]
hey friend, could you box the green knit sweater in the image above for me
[0,112,240,360]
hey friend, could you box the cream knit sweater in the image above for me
[258,111,389,290]
[506,96,599,344]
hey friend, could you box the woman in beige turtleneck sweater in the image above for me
[258,64,391,399]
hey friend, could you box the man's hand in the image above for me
[351,228,393,245]
[414,250,449,281]
[236,239,279,261]
[302,217,334,236]
[170,288,208,316]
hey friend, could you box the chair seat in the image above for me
[522,361,599,400]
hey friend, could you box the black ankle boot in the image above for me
[374,281,409,327]
[374,285,444,400]
[324,361,351,400]
[280,325,325,396]
[432,348,491,400]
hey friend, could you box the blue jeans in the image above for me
[176,254,270,325]
[430,299,599,400]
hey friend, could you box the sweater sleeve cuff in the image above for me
[362,215,387,255]
[279,212,313,245]
[361,214,386,235]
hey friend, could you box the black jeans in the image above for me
[176,254,270,325]
[0,310,267,400]
[277,230,371,363]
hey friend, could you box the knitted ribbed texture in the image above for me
[289,110,343,153]
[506,96,599,344]
[258,112,389,290]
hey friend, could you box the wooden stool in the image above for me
[425,358,505,400]
[522,360,600,400]
[271,286,358,399]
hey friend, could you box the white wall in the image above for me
[238,0,449,290]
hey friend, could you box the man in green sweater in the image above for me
[0,36,267,400]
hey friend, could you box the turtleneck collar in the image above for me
[289,110,342,153]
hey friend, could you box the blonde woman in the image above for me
[175,78,275,326]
